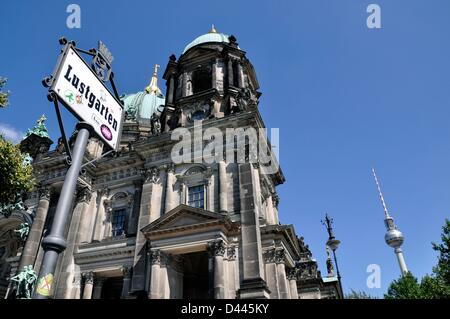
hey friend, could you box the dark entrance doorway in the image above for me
[182,251,210,299]
[100,277,123,299]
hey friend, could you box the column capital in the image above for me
[38,186,52,201]
[150,250,162,265]
[287,268,298,281]
[263,248,276,263]
[271,193,280,208]
[76,186,92,203]
[143,166,160,183]
[122,266,133,279]
[275,248,285,264]
[227,246,237,261]
[82,271,94,284]
[208,240,226,257]
[166,163,176,174]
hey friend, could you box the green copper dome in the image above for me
[183,26,232,54]
[121,91,165,120]
[121,65,166,121]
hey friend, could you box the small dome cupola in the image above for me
[182,25,236,54]
[121,64,166,122]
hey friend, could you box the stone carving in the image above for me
[227,246,237,261]
[39,186,52,201]
[122,266,132,278]
[263,248,276,263]
[82,271,94,284]
[287,268,298,281]
[144,167,160,183]
[166,163,175,174]
[272,193,280,208]
[150,250,162,264]
[150,113,161,136]
[14,223,30,240]
[274,249,285,264]
[10,265,37,299]
[326,245,334,276]
[76,187,92,203]
[208,240,226,257]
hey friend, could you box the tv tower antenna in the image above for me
[372,168,408,276]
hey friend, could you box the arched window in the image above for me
[192,68,212,94]
[104,192,134,239]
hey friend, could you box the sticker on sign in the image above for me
[51,46,124,150]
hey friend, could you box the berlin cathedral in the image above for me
[0,27,341,299]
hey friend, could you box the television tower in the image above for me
[372,168,408,276]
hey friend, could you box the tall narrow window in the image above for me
[192,69,212,94]
[188,185,205,209]
[111,209,126,237]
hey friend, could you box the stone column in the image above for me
[209,240,226,299]
[182,72,188,97]
[19,186,51,270]
[287,268,299,299]
[226,246,237,299]
[149,250,162,299]
[167,75,175,105]
[82,272,94,299]
[237,163,270,299]
[237,62,244,88]
[275,249,290,299]
[263,248,279,299]
[130,167,161,294]
[127,181,142,236]
[218,161,228,214]
[92,277,106,299]
[121,266,132,299]
[54,186,92,298]
[164,164,176,213]
[227,58,234,87]
[272,193,280,224]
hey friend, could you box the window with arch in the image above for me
[188,185,205,209]
[192,68,212,94]
[104,191,134,239]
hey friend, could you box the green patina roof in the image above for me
[121,90,165,120]
[23,114,50,140]
[183,32,231,54]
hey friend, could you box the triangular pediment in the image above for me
[141,204,228,234]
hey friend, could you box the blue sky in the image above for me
[1,0,450,297]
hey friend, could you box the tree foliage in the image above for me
[345,289,377,299]
[0,136,34,212]
[384,272,422,299]
[385,219,450,299]
[0,77,9,108]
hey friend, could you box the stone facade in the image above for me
[0,29,341,299]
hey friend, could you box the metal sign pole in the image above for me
[33,123,91,299]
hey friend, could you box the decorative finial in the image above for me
[209,24,217,33]
[37,114,46,125]
[372,168,391,218]
[145,64,162,95]
[23,114,50,139]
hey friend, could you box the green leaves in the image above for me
[385,219,450,299]
[0,77,9,108]
[0,136,35,210]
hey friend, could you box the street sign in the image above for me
[50,46,124,150]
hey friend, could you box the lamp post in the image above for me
[321,213,343,298]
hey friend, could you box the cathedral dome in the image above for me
[121,65,165,121]
[182,25,231,54]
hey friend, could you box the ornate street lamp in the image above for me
[321,213,343,297]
